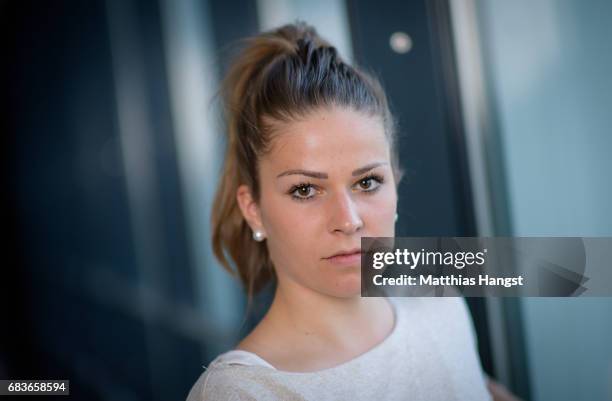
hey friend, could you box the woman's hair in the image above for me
[211,21,402,300]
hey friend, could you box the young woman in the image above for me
[187,22,514,401]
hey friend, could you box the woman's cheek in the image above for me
[366,190,395,216]
[272,204,317,243]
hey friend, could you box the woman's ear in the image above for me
[236,184,265,232]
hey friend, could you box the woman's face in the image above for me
[239,107,397,298]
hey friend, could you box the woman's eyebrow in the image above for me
[351,162,388,176]
[276,162,388,179]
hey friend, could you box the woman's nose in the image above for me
[327,191,363,235]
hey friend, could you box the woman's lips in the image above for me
[325,251,362,266]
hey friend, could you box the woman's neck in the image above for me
[236,279,395,372]
[264,281,392,350]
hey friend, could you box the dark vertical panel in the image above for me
[502,299,532,399]
[3,0,202,399]
[209,0,260,74]
[3,0,145,399]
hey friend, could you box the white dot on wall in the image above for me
[389,32,413,54]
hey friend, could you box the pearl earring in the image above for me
[395,213,399,222]
[252,229,265,242]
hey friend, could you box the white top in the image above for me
[186,297,492,401]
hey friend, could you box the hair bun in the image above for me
[294,36,341,69]
[295,37,316,64]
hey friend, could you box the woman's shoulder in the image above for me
[186,364,236,401]
[186,346,286,401]
[186,359,273,401]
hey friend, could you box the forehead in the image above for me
[263,108,389,171]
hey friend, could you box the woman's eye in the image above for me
[291,184,316,200]
[359,178,374,190]
[356,176,383,192]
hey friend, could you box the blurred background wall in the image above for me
[2,0,610,400]
[466,0,612,400]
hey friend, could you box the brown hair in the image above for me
[211,21,402,301]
